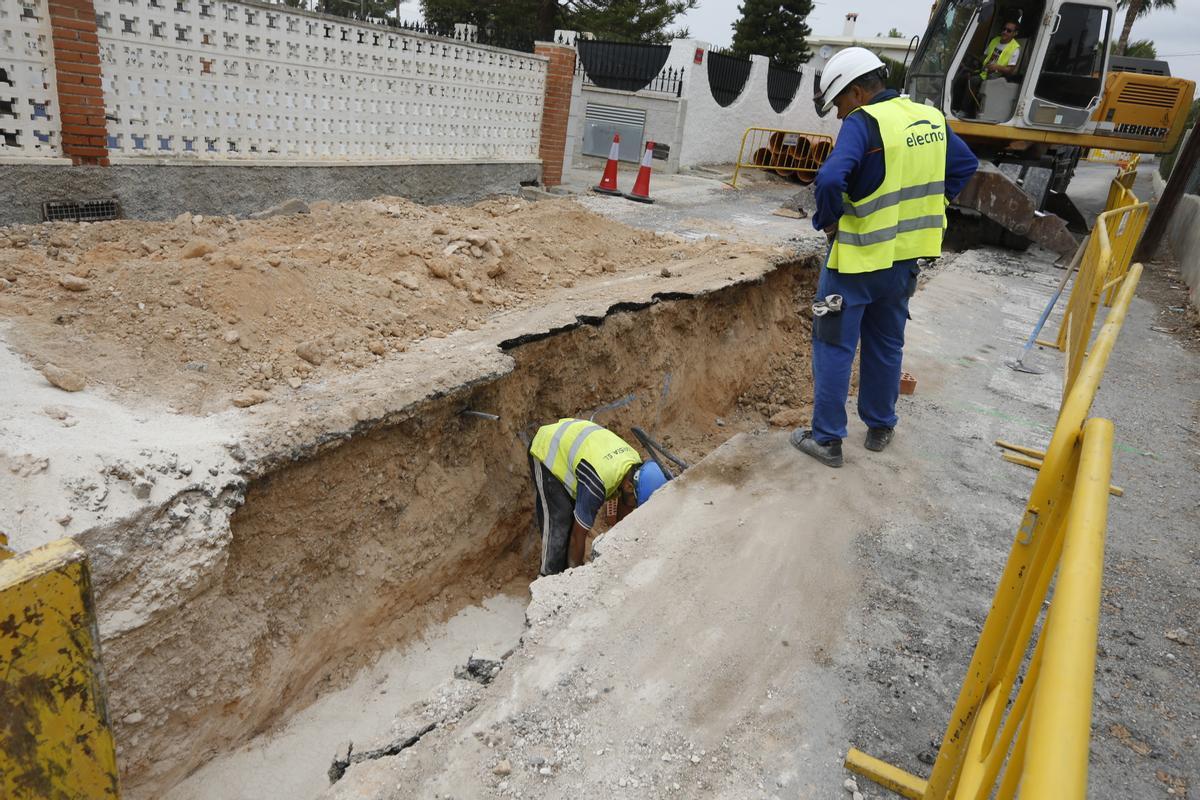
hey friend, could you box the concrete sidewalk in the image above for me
[561,162,823,247]
[325,234,1198,797]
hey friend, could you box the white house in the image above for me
[806,13,918,73]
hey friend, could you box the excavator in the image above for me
[902,0,1195,252]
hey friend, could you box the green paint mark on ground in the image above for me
[951,400,1154,459]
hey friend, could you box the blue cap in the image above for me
[634,462,668,506]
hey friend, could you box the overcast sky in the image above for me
[676,0,1198,84]
[399,1,1197,84]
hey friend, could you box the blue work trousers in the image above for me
[811,257,919,444]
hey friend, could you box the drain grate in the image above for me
[42,197,122,223]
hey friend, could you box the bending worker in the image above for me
[793,48,978,468]
[528,418,668,575]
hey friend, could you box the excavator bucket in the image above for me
[952,163,1079,256]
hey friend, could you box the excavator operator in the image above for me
[954,18,1022,118]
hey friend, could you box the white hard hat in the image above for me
[813,47,887,116]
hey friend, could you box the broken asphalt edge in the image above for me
[234,244,823,478]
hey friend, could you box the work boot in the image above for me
[865,427,895,452]
[790,428,843,468]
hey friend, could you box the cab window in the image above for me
[1033,3,1110,108]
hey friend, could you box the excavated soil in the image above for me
[0,197,765,413]
[91,255,822,798]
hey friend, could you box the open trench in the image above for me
[91,256,821,799]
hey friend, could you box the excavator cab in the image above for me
[905,0,1192,255]
[911,0,1112,130]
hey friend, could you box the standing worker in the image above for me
[793,48,978,468]
[528,418,668,575]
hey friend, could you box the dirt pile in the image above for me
[0,197,757,413]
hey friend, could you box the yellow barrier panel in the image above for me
[1102,171,1137,215]
[0,538,120,799]
[729,127,833,188]
[847,263,1142,800]
[1022,417,1113,800]
[1037,190,1147,400]
[1086,148,1130,163]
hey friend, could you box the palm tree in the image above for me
[1114,0,1176,56]
[1122,39,1158,59]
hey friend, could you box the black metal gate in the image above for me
[767,62,803,112]
[707,48,752,107]
[577,39,673,93]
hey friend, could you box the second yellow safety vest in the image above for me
[529,419,642,499]
[979,36,1020,79]
[828,97,948,273]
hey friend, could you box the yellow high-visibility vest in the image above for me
[829,97,948,273]
[530,419,642,499]
[979,36,1020,78]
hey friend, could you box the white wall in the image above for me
[92,0,547,163]
[1153,169,1200,306]
[563,38,840,173]
[676,41,838,168]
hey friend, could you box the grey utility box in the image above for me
[582,104,646,162]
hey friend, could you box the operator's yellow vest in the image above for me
[979,36,1020,78]
[828,97,948,273]
[530,419,641,499]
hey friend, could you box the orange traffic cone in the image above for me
[625,141,656,204]
[593,133,622,196]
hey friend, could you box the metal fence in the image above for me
[391,18,538,52]
[706,48,752,107]
[578,63,684,97]
[730,127,833,188]
[767,62,804,113]
[255,5,542,52]
[576,39,677,95]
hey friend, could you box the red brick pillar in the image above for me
[47,0,109,165]
[535,42,575,188]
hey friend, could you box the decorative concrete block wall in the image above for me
[1,0,64,159]
[91,0,546,162]
[1,0,558,223]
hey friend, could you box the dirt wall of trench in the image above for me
[102,259,820,797]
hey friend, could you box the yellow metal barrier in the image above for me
[1102,171,1137,215]
[847,263,1142,800]
[1086,148,1133,164]
[1037,191,1147,399]
[729,127,833,188]
[1022,417,1113,799]
[1,538,120,799]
